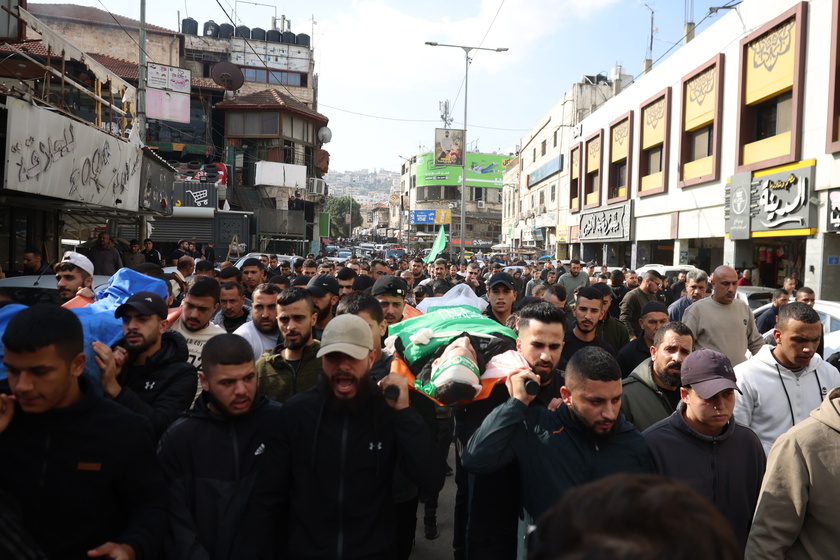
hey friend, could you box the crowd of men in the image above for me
[1,244,839,560]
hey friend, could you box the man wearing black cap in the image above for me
[622,321,694,431]
[92,291,198,438]
[372,275,408,326]
[306,273,340,340]
[645,349,765,550]
[485,272,517,325]
[616,301,670,378]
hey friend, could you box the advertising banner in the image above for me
[434,128,464,166]
[416,152,509,188]
[411,209,452,224]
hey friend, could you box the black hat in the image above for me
[641,301,669,316]
[291,275,310,287]
[372,276,407,297]
[353,275,375,292]
[681,349,741,399]
[306,274,340,297]
[115,291,168,320]
[488,272,516,291]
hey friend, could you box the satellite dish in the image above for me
[210,62,245,91]
[317,126,332,143]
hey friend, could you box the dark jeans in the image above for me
[393,496,420,560]
[423,415,454,521]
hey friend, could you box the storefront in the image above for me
[577,201,633,267]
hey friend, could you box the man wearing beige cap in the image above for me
[644,348,765,550]
[54,251,95,302]
[276,314,442,559]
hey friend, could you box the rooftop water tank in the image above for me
[203,20,219,37]
[236,25,250,39]
[181,17,198,35]
[219,23,234,39]
[295,33,310,47]
[281,30,295,44]
[251,27,266,41]
[266,29,281,42]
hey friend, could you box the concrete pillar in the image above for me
[812,231,840,300]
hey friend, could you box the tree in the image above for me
[324,196,363,238]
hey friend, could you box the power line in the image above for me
[95,0,155,63]
[450,0,506,116]
[317,101,528,131]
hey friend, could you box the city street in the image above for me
[411,445,457,560]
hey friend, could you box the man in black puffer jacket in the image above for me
[158,334,286,559]
[277,314,442,560]
[93,291,197,438]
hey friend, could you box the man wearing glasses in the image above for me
[370,259,392,279]
[619,270,663,341]
[463,262,487,297]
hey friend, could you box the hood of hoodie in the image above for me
[809,387,840,432]
[670,400,736,443]
[627,358,661,393]
[186,392,272,422]
[753,343,824,375]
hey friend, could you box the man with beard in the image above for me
[276,314,442,559]
[462,346,651,521]
[256,287,322,403]
[234,283,282,361]
[644,349,765,550]
[169,276,226,372]
[54,252,95,302]
[668,268,709,321]
[336,267,358,300]
[88,231,123,276]
[556,258,590,306]
[21,248,53,276]
[169,239,190,266]
[211,281,251,333]
[372,275,407,326]
[306,274,340,340]
[485,272,517,326]
[93,291,197,438]
[621,321,694,431]
[410,257,428,284]
[561,287,615,364]
[301,259,318,278]
[239,258,265,299]
[157,334,286,559]
[591,283,630,356]
[616,301,669,378]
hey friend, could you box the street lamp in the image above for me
[425,41,508,260]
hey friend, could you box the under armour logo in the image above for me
[144,381,155,390]
[369,442,382,451]
[821,387,828,397]
[254,443,265,456]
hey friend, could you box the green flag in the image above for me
[425,225,447,263]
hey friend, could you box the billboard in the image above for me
[410,210,451,224]
[434,128,464,166]
[416,152,510,188]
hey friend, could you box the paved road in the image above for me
[410,444,458,560]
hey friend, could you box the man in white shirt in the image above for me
[169,276,225,372]
[234,283,282,361]
[734,302,840,454]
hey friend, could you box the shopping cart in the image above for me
[186,189,208,206]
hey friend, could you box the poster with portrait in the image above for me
[434,128,464,166]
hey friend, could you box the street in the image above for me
[411,444,457,560]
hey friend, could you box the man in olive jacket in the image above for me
[621,322,694,431]
[256,287,323,403]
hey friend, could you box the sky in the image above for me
[32,0,728,173]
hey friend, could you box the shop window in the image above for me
[679,54,723,187]
[736,5,805,173]
[637,88,671,197]
[569,144,581,213]
[583,131,602,209]
[607,112,632,203]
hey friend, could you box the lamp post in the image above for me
[425,41,508,261]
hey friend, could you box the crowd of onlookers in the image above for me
[1,239,838,560]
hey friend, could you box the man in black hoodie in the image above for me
[0,305,166,560]
[277,313,442,559]
[158,333,285,559]
[93,291,197,438]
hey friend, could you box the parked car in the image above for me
[0,274,111,306]
[754,300,840,341]
[635,264,697,286]
[735,286,775,310]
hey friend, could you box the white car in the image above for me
[735,286,775,310]
[0,274,111,306]
[754,299,840,342]
[635,264,697,285]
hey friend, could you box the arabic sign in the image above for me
[727,165,816,237]
[415,152,509,188]
[579,201,632,241]
[410,209,451,224]
[147,63,191,94]
[827,189,840,233]
[5,98,142,211]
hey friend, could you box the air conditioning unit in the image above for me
[477,201,486,209]
[308,177,325,196]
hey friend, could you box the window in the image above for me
[583,131,602,208]
[533,148,536,162]
[541,140,546,156]
[553,130,558,148]
[227,112,279,137]
[569,144,581,213]
[736,5,805,172]
[241,66,307,87]
[827,0,840,152]
[539,190,545,206]
[679,54,723,187]
[550,184,556,202]
[638,88,671,196]
[607,112,632,202]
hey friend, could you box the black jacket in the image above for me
[463,398,652,519]
[644,403,766,549]
[157,395,286,560]
[277,382,443,560]
[114,330,198,438]
[0,377,166,560]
